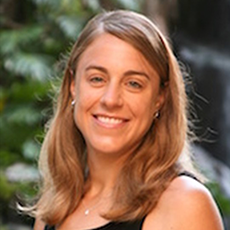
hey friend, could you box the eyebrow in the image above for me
[85,65,150,80]
[85,65,108,74]
[123,70,150,80]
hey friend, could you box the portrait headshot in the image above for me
[0,1,229,230]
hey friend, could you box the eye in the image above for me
[127,80,143,89]
[88,76,106,86]
[90,76,103,82]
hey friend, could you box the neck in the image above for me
[85,149,128,198]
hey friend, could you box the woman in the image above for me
[32,10,224,230]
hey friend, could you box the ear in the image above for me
[70,77,76,99]
[155,87,166,112]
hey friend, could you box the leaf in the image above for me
[5,104,41,126]
[31,0,61,9]
[0,87,6,113]
[0,115,42,153]
[8,81,51,103]
[0,173,16,201]
[0,150,21,168]
[56,15,84,40]
[4,52,54,81]
[22,140,40,160]
[84,0,101,11]
[0,26,43,55]
[117,0,140,11]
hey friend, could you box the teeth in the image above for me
[97,116,123,124]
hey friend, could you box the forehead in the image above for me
[76,33,158,77]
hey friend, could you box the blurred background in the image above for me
[0,0,230,229]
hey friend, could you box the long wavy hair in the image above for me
[28,10,198,225]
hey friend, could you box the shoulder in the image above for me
[33,218,46,230]
[142,175,224,230]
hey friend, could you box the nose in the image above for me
[100,81,123,109]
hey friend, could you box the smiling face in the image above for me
[70,33,164,158]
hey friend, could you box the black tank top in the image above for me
[44,218,145,230]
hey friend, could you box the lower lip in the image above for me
[93,116,127,129]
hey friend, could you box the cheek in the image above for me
[129,96,154,122]
[132,92,157,114]
[73,86,86,123]
[140,106,154,125]
[74,93,88,117]
[74,81,89,108]
[73,86,97,124]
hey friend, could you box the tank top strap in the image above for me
[44,225,55,230]
[178,171,200,181]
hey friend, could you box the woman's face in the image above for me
[70,33,164,158]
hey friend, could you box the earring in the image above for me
[71,100,75,107]
[154,111,160,119]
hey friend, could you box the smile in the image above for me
[93,114,129,128]
[96,115,124,125]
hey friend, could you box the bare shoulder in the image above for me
[143,175,224,230]
[33,218,45,230]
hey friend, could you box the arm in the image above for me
[33,218,45,230]
[143,176,224,230]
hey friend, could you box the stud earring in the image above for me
[154,111,160,119]
[71,100,75,107]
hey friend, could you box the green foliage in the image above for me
[0,150,21,169]
[117,0,141,11]
[4,53,54,81]
[0,171,37,226]
[0,173,16,201]
[0,0,82,167]
[0,26,43,55]
[206,182,230,215]
[0,224,10,230]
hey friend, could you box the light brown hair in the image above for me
[27,10,198,225]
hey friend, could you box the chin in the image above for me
[93,145,122,155]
